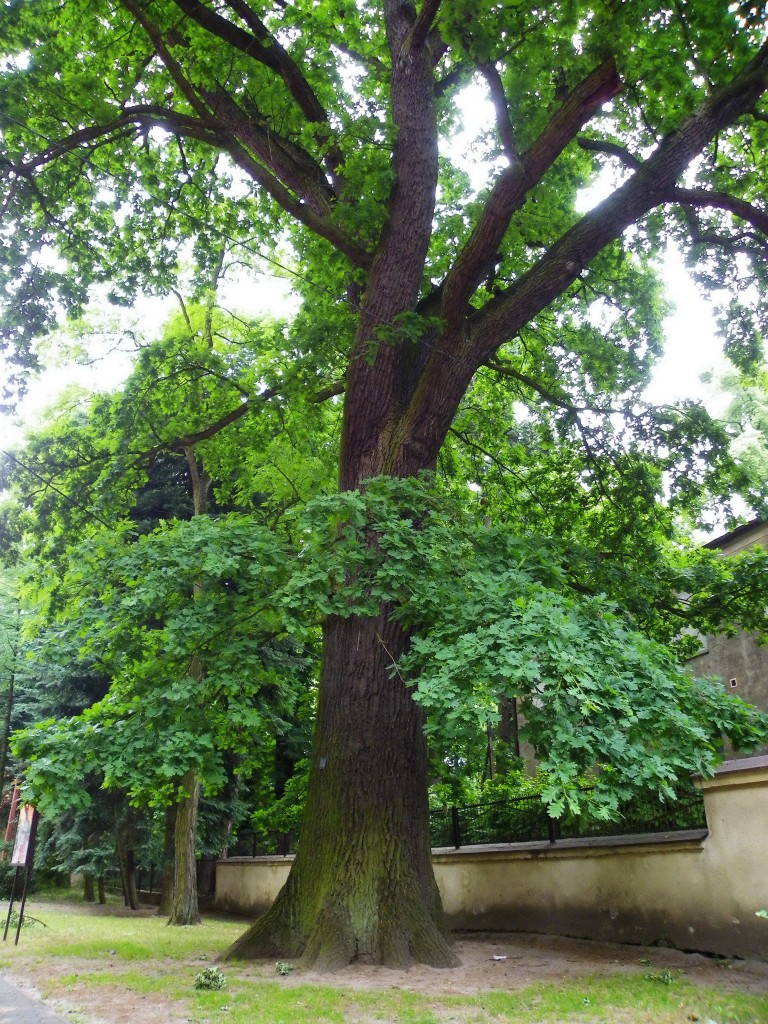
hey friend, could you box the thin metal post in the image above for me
[3,867,20,941]
[451,805,461,850]
[547,817,557,844]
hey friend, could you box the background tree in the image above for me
[1,1,767,967]
[2,300,331,921]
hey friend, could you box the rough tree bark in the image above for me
[168,767,201,926]
[157,802,177,917]
[227,612,457,969]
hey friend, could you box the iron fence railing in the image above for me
[429,783,707,850]
[224,831,294,858]
[224,784,706,858]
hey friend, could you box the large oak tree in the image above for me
[1,1,767,968]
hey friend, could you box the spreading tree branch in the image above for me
[390,39,768,477]
[4,107,222,174]
[669,186,768,237]
[470,38,768,359]
[172,0,329,126]
[484,357,611,416]
[118,0,212,120]
[198,85,334,215]
[479,62,520,163]
[134,375,344,465]
[440,58,622,330]
[116,0,363,262]
[577,136,642,170]
[409,0,443,51]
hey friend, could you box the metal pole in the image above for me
[13,809,38,945]
[2,867,19,941]
[451,805,461,850]
[547,817,557,844]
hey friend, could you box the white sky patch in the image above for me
[575,168,729,412]
[442,79,503,193]
[2,269,299,450]
[645,250,728,412]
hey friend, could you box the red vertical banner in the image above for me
[3,782,20,847]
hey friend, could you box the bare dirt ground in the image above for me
[4,902,768,1024]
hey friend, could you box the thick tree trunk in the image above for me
[226,612,457,969]
[168,769,201,926]
[157,802,176,917]
[97,876,106,904]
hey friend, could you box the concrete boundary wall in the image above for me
[215,756,768,961]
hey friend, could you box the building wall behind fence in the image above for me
[215,757,768,961]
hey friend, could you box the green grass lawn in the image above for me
[0,899,766,1024]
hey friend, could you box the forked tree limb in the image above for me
[440,57,623,330]
[408,0,443,51]
[470,38,768,359]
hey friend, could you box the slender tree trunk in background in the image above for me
[157,802,177,917]
[0,620,18,803]
[83,873,95,902]
[168,768,201,926]
[197,855,216,899]
[116,812,139,910]
[116,841,128,906]
[97,876,106,904]
[125,848,139,910]
[164,448,210,927]
[116,841,139,909]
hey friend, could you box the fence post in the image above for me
[547,817,558,844]
[451,805,462,850]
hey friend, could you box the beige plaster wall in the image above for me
[215,758,768,961]
[216,856,292,916]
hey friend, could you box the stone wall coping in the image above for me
[217,828,714,868]
[696,754,768,790]
[430,828,708,861]
[218,855,295,865]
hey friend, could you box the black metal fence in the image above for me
[429,783,707,850]
[224,783,707,858]
[224,831,294,858]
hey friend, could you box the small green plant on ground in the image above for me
[643,968,676,984]
[4,908,42,930]
[193,966,226,990]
